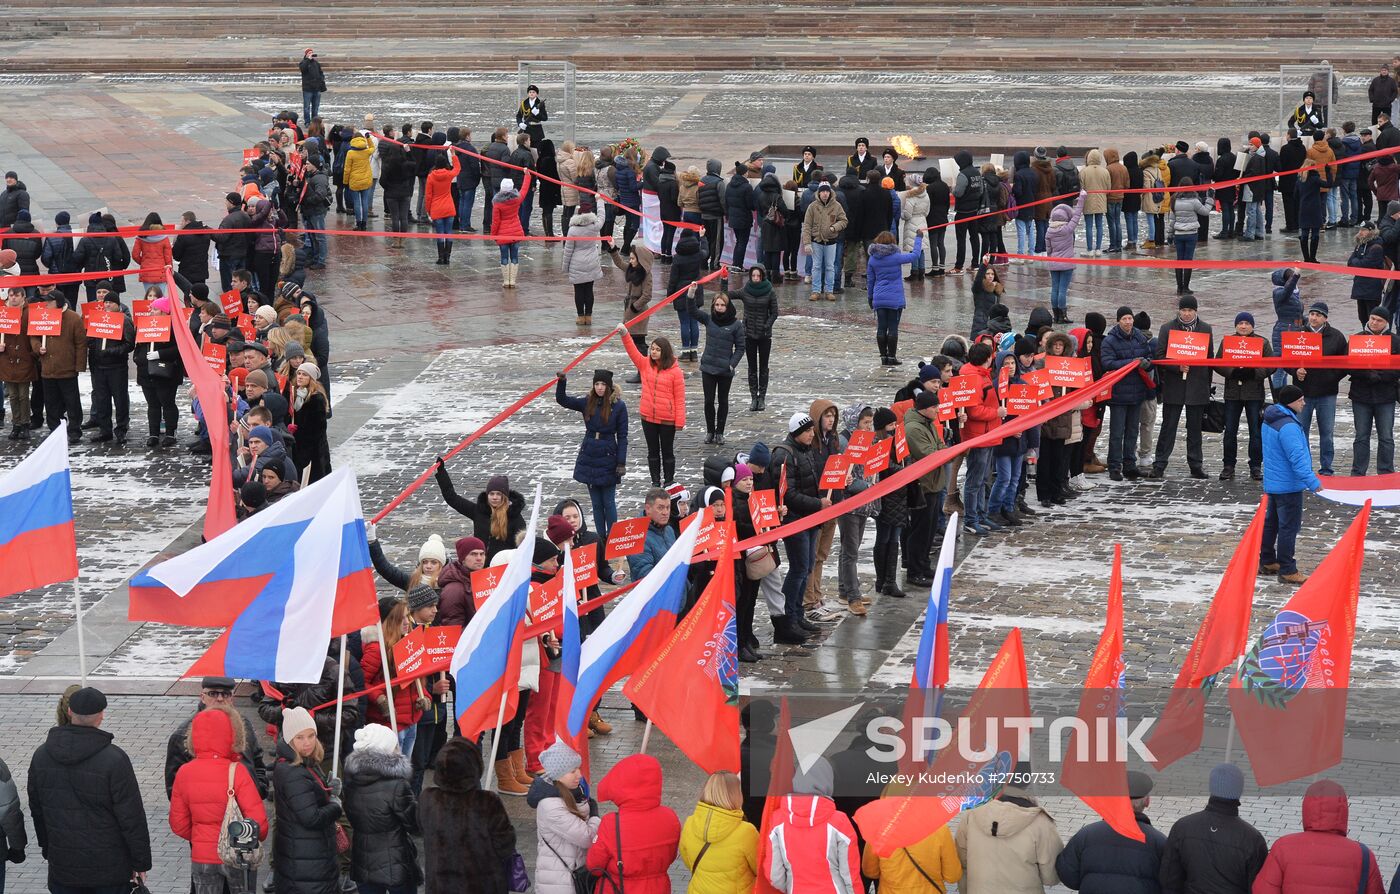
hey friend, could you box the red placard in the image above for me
[1165,329,1211,361]
[135,313,171,343]
[943,375,980,408]
[1281,331,1322,361]
[0,306,20,336]
[202,340,227,372]
[131,299,153,316]
[891,399,914,421]
[1004,384,1040,415]
[863,438,893,475]
[26,306,62,337]
[393,625,462,683]
[243,148,261,165]
[470,565,507,609]
[680,507,724,555]
[236,313,257,341]
[749,489,779,532]
[936,402,958,422]
[85,310,125,341]
[1044,355,1092,388]
[1025,368,1052,401]
[80,300,101,323]
[605,517,650,559]
[572,541,599,589]
[844,429,874,463]
[893,419,909,461]
[1220,335,1264,361]
[220,289,242,316]
[529,574,564,625]
[997,364,1011,394]
[820,454,852,490]
[1350,334,1393,358]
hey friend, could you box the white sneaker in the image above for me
[807,602,844,622]
[803,275,812,284]
[1073,474,1096,491]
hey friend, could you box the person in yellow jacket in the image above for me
[678,772,759,894]
[343,133,376,230]
[862,824,962,893]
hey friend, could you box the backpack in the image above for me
[1057,164,1081,196]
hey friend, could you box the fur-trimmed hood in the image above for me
[344,747,412,781]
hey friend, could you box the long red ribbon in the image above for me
[1157,355,1400,369]
[992,253,1400,281]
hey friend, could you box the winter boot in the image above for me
[494,760,528,795]
[750,390,760,412]
[508,749,533,785]
[886,333,903,365]
[588,710,612,735]
[501,264,511,286]
[882,553,907,597]
[757,390,766,411]
[876,333,889,365]
[944,489,965,516]
[509,262,520,287]
[773,616,808,645]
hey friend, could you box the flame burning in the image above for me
[890,135,921,159]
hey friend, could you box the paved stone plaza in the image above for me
[0,68,1398,891]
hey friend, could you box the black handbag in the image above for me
[146,357,179,380]
[1201,399,1226,434]
[545,811,621,894]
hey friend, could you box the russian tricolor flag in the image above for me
[912,512,957,691]
[128,467,378,683]
[0,428,79,598]
[450,484,541,740]
[566,518,700,736]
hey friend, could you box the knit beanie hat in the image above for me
[1209,763,1245,800]
[455,536,486,560]
[486,474,510,495]
[533,537,561,565]
[1135,311,1152,332]
[1235,311,1255,327]
[1178,294,1198,310]
[1275,384,1304,405]
[283,341,305,360]
[914,390,938,410]
[55,211,70,226]
[546,514,574,546]
[539,739,583,783]
[298,362,320,381]
[245,369,270,389]
[1308,301,1329,318]
[732,463,753,482]
[747,441,771,467]
[789,413,814,435]
[792,757,834,798]
[354,723,399,755]
[378,595,400,621]
[407,582,439,612]
[418,534,447,564]
[281,706,317,744]
[1116,305,1134,322]
[873,407,897,429]
[247,425,275,446]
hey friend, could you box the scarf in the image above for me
[294,386,309,411]
[625,262,647,286]
[712,302,737,326]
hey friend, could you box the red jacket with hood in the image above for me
[758,794,861,894]
[587,754,681,894]
[960,362,1003,440]
[169,709,268,864]
[1252,780,1383,894]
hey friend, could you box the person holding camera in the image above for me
[170,705,269,894]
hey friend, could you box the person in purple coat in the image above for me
[1044,190,1087,323]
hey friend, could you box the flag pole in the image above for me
[374,626,399,736]
[332,634,347,777]
[639,718,654,755]
[72,576,87,685]
[482,688,512,791]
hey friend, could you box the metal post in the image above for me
[332,635,347,777]
[72,577,87,684]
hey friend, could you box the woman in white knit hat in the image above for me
[366,527,447,594]
[272,706,343,893]
[531,740,600,894]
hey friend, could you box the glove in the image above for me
[328,775,343,798]
[365,522,377,542]
[435,455,448,474]
[1138,358,1151,370]
[328,795,343,813]
[557,371,566,381]
[615,464,626,478]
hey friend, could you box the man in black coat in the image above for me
[1292,300,1350,476]
[0,173,29,229]
[451,127,482,232]
[1158,764,1268,894]
[1347,307,1399,476]
[164,676,270,799]
[1369,65,1398,124]
[171,211,211,285]
[1151,295,1215,479]
[215,192,253,292]
[298,49,326,125]
[28,687,152,892]
[1055,771,1166,894]
[724,163,757,269]
[1376,112,1400,153]
[1277,128,1308,234]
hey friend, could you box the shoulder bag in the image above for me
[216,763,264,868]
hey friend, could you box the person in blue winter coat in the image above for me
[555,369,628,539]
[1271,267,1304,389]
[867,229,923,367]
[1260,384,1323,584]
[613,155,642,251]
[1100,306,1155,481]
[1054,771,1166,894]
[40,211,79,309]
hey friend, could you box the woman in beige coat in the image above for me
[1080,149,1113,255]
[1139,154,1164,249]
[899,182,931,280]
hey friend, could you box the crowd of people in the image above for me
[2,66,1400,894]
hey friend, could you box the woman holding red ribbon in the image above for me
[426,150,462,266]
[491,170,533,288]
[619,326,685,486]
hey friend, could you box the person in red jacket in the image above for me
[360,597,426,755]
[490,169,534,288]
[957,341,1007,536]
[1253,779,1384,894]
[619,325,686,486]
[131,212,173,286]
[757,757,861,894]
[587,754,681,894]
[425,150,462,265]
[169,705,269,894]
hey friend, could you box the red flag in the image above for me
[1229,503,1369,786]
[623,501,740,775]
[1149,497,1266,769]
[855,628,1031,856]
[752,698,793,894]
[165,271,237,540]
[1061,544,1145,842]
